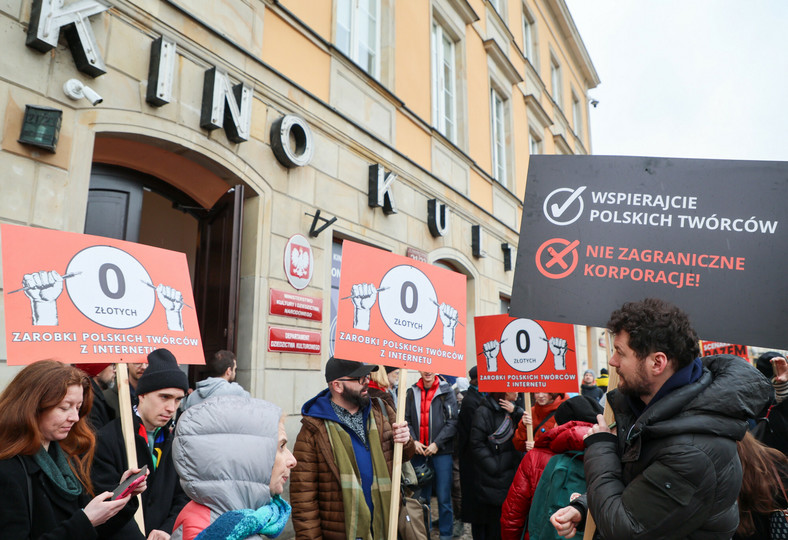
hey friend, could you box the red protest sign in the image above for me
[699,340,748,359]
[1,224,204,365]
[334,241,466,377]
[474,314,578,392]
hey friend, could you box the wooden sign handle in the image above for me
[583,350,618,540]
[116,363,145,532]
[387,369,409,540]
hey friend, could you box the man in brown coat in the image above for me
[291,357,415,539]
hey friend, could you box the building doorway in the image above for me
[86,164,244,385]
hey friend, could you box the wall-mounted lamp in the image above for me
[18,105,62,153]
[63,78,103,106]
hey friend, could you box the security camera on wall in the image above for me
[63,79,103,106]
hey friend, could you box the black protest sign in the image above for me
[510,155,788,350]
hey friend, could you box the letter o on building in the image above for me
[270,114,314,168]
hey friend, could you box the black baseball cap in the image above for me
[325,357,379,382]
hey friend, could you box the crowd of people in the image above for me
[2,297,788,540]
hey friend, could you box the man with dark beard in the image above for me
[550,298,773,540]
[291,357,415,539]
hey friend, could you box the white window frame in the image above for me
[550,55,562,108]
[572,91,583,139]
[431,21,457,142]
[521,5,535,65]
[491,88,508,186]
[529,130,542,155]
[336,0,382,79]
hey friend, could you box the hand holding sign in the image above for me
[550,506,582,538]
[23,270,64,326]
[772,356,788,383]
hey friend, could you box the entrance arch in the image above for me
[87,134,254,384]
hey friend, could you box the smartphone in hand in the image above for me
[112,465,148,500]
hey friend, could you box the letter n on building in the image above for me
[200,67,252,143]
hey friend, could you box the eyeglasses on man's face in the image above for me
[336,374,371,384]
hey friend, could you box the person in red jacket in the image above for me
[512,392,567,452]
[500,395,602,540]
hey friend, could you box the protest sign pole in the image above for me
[387,368,409,540]
[116,362,145,530]
[525,392,534,443]
[583,344,618,540]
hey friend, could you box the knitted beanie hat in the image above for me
[74,363,113,378]
[136,348,188,395]
[555,395,604,425]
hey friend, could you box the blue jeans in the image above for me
[413,453,454,537]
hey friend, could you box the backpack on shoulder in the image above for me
[528,451,587,540]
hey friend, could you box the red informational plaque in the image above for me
[269,288,323,321]
[268,326,321,354]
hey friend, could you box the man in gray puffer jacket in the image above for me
[551,298,773,540]
[181,350,249,410]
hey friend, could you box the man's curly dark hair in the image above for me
[606,298,700,369]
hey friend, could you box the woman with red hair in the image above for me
[0,360,145,539]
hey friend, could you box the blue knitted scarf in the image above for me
[195,495,291,540]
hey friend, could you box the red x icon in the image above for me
[535,238,580,279]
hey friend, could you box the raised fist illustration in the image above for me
[23,270,64,326]
[482,339,500,372]
[439,303,458,346]
[156,284,184,331]
[350,283,378,331]
[549,337,568,370]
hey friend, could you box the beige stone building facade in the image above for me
[0,0,603,430]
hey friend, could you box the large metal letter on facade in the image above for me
[368,164,398,214]
[200,67,252,143]
[146,37,177,107]
[472,225,486,258]
[428,199,449,237]
[27,0,110,77]
[271,115,314,168]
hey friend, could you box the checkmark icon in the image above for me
[550,186,586,217]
